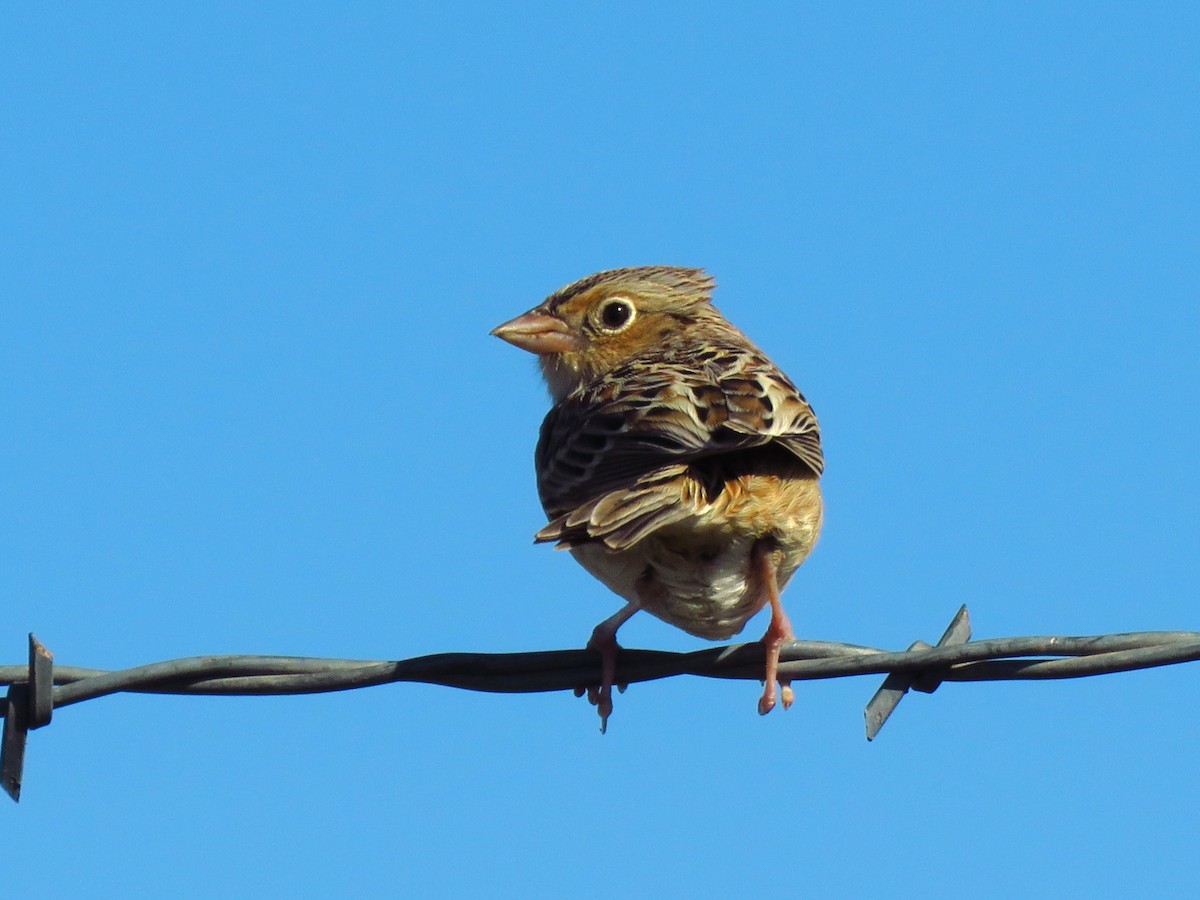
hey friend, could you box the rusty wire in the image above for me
[4,605,1199,802]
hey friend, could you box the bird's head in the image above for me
[491,266,717,401]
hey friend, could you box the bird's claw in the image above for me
[757,679,795,716]
[583,684,613,733]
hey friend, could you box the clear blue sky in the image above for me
[3,3,1197,897]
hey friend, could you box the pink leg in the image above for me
[753,542,796,715]
[583,601,640,733]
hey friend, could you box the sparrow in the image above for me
[492,266,823,731]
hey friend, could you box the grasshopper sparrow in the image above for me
[493,266,823,730]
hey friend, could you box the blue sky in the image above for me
[3,3,1197,896]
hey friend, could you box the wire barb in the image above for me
[1,635,55,802]
[864,605,971,740]
[3,609,1200,802]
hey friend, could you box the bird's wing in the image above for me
[534,345,822,550]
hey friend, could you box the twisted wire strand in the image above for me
[5,619,1199,802]
[3,630,1198,706]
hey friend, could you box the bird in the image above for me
[491,266,823,731]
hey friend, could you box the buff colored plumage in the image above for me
[493,266,823,730]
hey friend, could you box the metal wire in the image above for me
[3,606,1199,802]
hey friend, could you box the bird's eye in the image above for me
[597,299,635,332]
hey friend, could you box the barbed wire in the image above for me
[4,605,1199,802]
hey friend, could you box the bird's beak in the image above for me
[491,310,583,355]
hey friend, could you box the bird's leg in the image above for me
[582,601,640,733]
[753,540,795,715]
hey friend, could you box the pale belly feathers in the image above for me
[568,482,823,640]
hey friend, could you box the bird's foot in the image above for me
[758,600,796,720]
[573,650,625,731]
[753,539,796,716]
[757,624,796,715]
[577,602,639,733]
[584,627,622,734]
